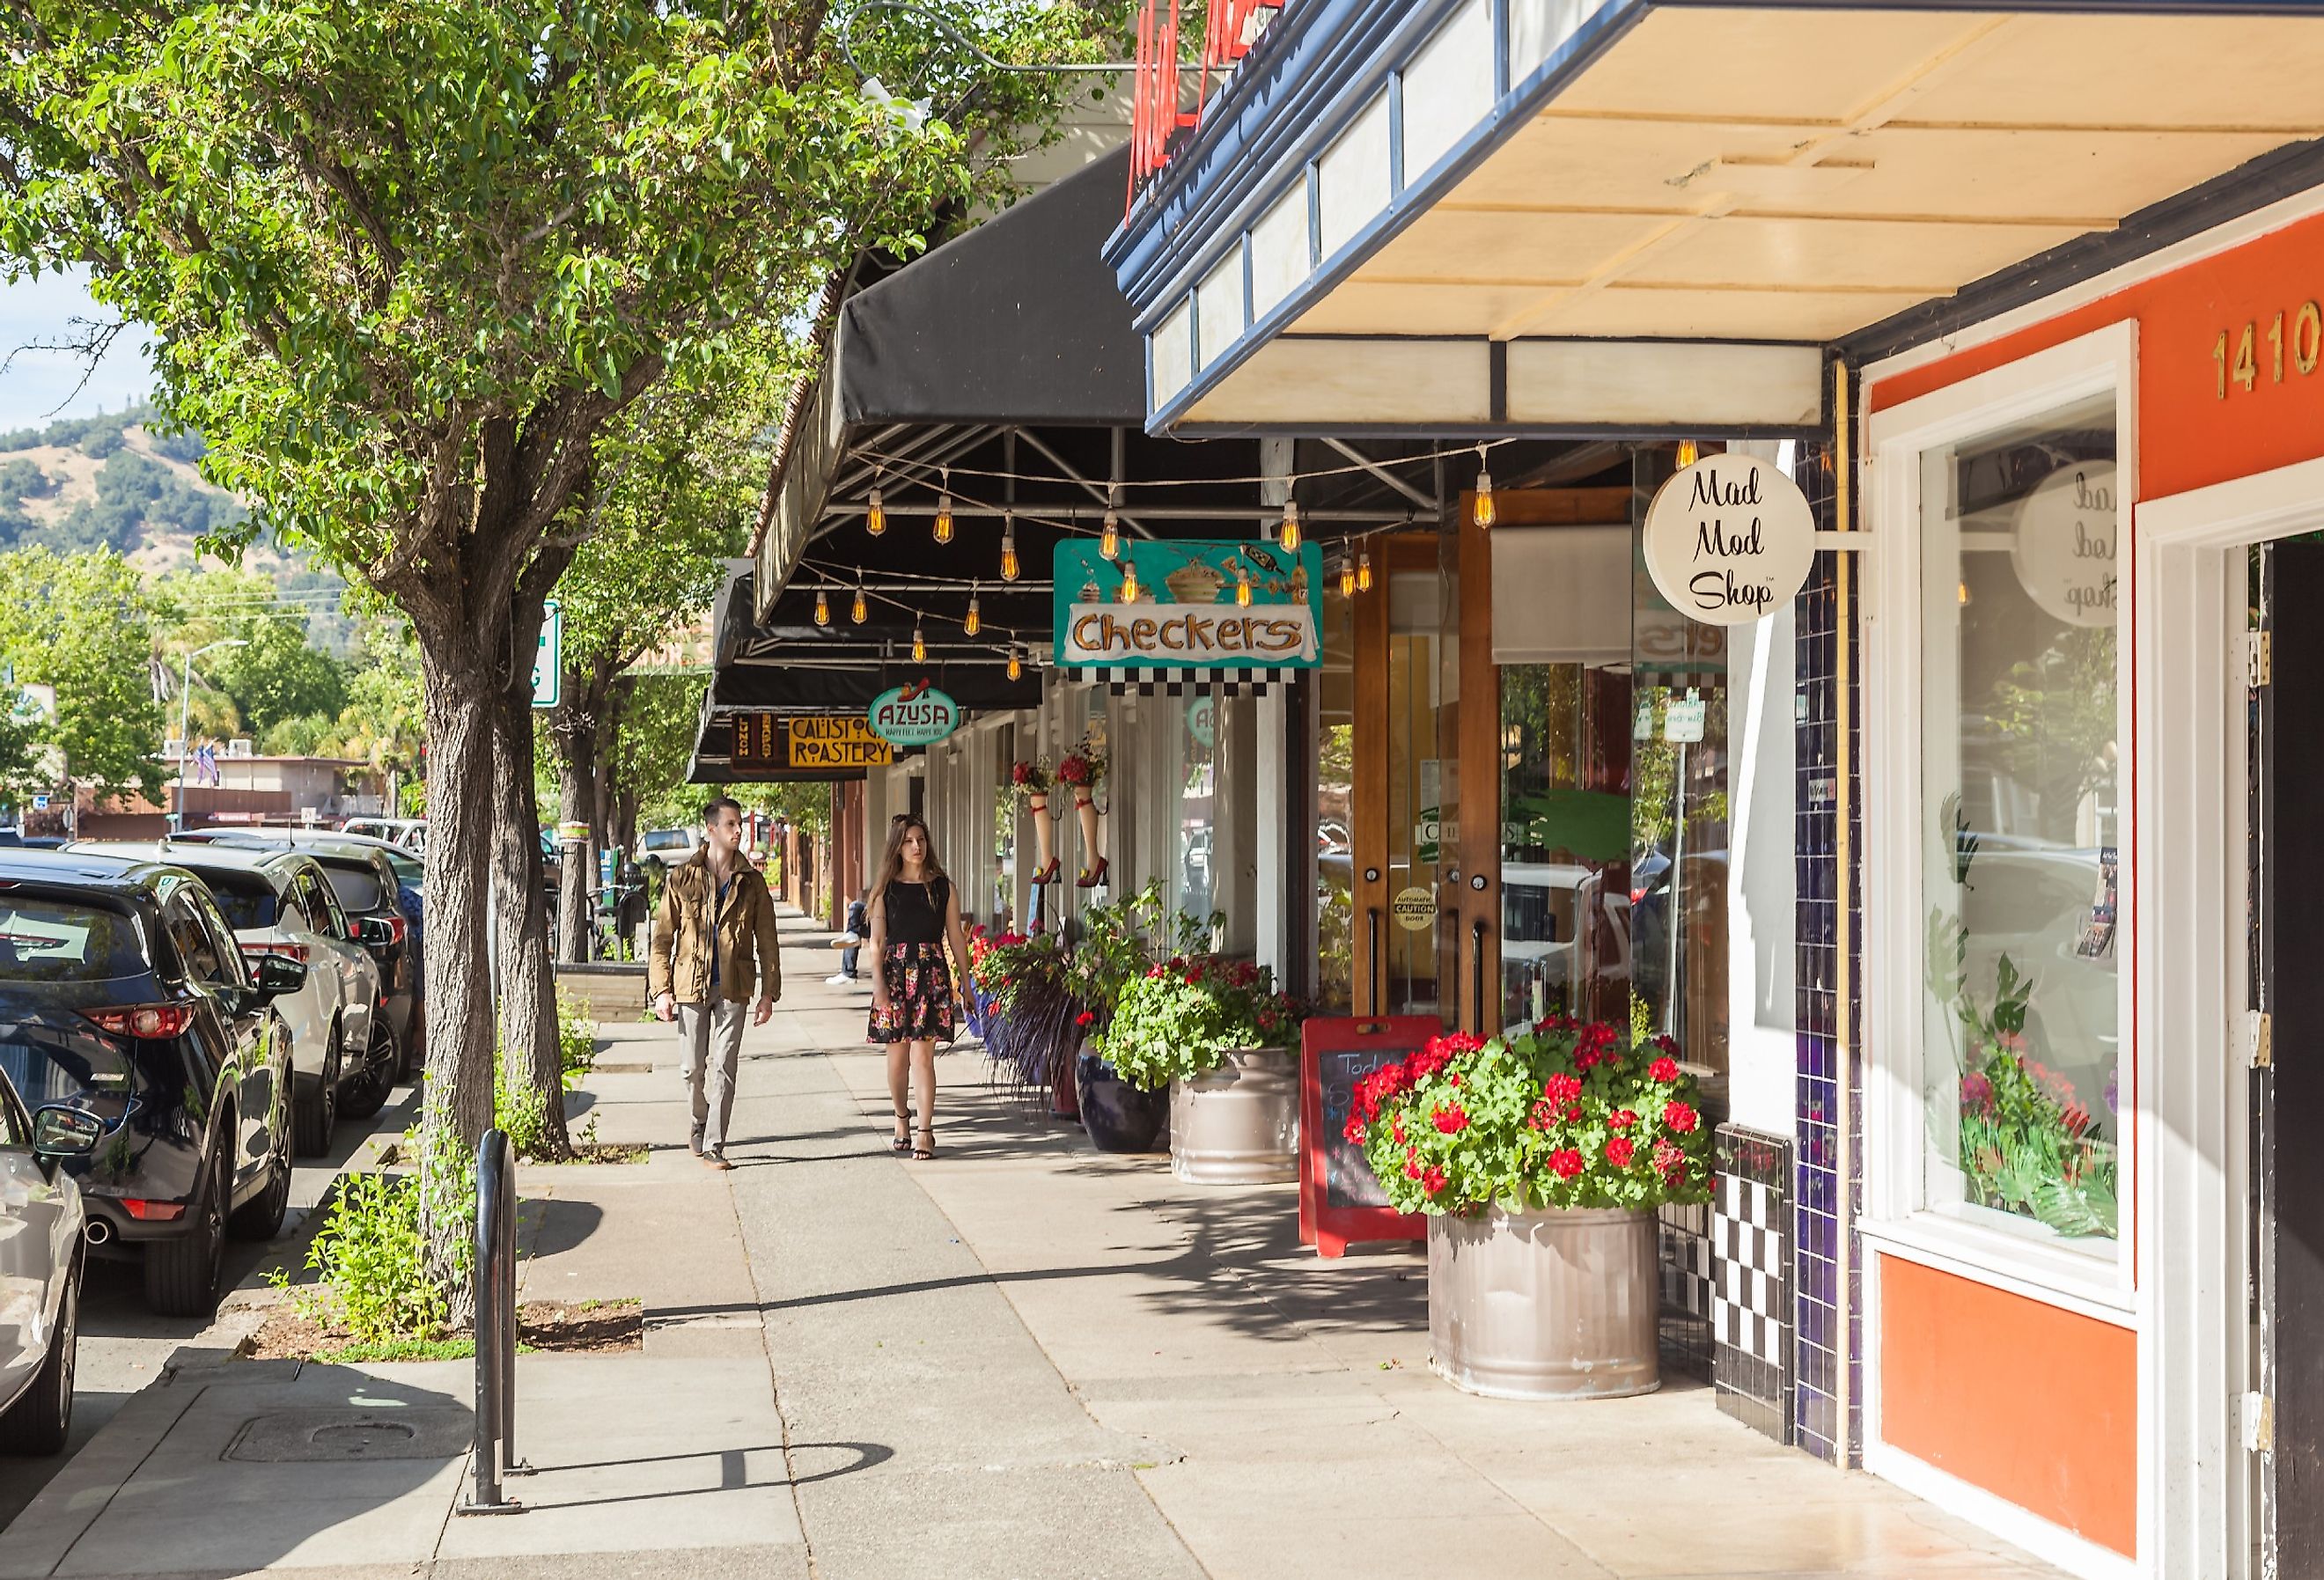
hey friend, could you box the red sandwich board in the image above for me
[1298,1016,1433,1258]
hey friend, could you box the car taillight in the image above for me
[378,913,408,949]
[1629,887,1648,904]
[82,1004,197,1039]
[121,1199,187,1221]
[242,940,309,965]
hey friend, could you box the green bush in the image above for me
[557,990,598,1086]
[288,1171,446,1341]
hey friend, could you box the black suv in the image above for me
[0,850,304,1316]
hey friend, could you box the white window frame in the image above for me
[1862,320,2140,1319]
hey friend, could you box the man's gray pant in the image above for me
[678,1000,747,1154]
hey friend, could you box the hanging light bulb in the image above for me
[813,586,831,627]
[866,482,886,537]
[933,468,954,544]
[1120,561,1141,602]
[1339,554,1356,599]
[1472,444,1497,529]
[1675,438,1701,468]
[1235,562,1253,607]
[1279,498,1301,554]
[964,584,982,636]
[1000,514,1020,583]
[1100,509,1121,560]
[1357,549,1373,592]
[1007,645,1024,682]
[912,616,926,664]
[851,574,867,625]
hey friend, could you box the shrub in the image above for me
[556,990,598,1087]
[1347,1019,1713,1216]
[1096,954,1305,1091]
[288,1170,447,1341]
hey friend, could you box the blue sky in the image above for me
[0,266,157,432]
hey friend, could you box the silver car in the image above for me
[0,1062,96,1455]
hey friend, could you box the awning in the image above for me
[1107,0,2324,435]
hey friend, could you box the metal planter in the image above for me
[1427,1204,1658,1400]
[1169,1047,1298,1184]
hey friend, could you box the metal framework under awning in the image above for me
[1107,0,2324,436]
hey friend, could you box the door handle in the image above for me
[1470,918,1488,1038]
[1366,907,1382,1018]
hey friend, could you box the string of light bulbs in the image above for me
[849,435,1515,494]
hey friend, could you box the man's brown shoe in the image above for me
[703,1150,734,1171]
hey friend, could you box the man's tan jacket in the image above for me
[648,851,783,1006]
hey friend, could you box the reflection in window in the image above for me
[1315,582,1355,1012]
[1921,393,2120,1253]
[1499,663,1632,1033]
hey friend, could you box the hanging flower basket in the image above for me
[1010,760,1053,803]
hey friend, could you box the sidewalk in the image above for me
[2,906,2063,1578]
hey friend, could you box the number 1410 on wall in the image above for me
[2216,305,2324,396]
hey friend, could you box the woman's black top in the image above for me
[882,877,949,945]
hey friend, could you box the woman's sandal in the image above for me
[890,1109,913,1154]
[913,1126,936,1161]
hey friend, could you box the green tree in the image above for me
[216,615,344,739]
[0,0,1108,1303]
[0,549,165,804]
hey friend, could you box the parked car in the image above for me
[338,817,426,852]
[635,826,702,870]
[0,1061,94,1454]
[69,843,388,1151]
[0,850,301,1317]
[178,831,422,1080]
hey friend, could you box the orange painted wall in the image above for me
[1879,1256,2137,1558]
[1870,207,2324,502]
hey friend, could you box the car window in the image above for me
[0,1078,27,1149]
[189,867,282,931]
[164,893,225,985]
[0,893,151,981]
[380,849,423,886]
[644,829,688,850]
[319,858,385,913]
[303,868,349,937]
[189,887,252,990]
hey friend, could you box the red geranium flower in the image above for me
[1392,1114,1405,1144]
[1574,1048,1598,1071]
[1528,1099,1558,1131]
[1652,1138,1688,1181]
[1343,1113,1366,1143]
[1663,1099,1699,1134]
[1564,1103,1582,1122]
[1606,1137,1636,1167]
[1548,1149,1585,1179]
[1433,1105,1468,1135]
[1403,1150,1423,1180]
[1542,1073,1583,1106]
[1609,1108,1638,1131]
[1421,1165,1448,1195]
[1648,1056,1681,1083]
[1075,1011,1096,1027]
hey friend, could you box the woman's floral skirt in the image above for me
[869,943,958,1046]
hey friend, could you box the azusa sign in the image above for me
[869,681,960,747]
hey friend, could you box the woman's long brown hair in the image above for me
[871,813,947,916]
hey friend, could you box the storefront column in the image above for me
[1254,686,1288,981]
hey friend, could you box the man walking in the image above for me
[649,797,783,1169]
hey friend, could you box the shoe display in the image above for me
[1076,856,1111,890]
[1033,857,1061,886]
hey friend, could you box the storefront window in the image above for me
[1173,692,1220,932]
[1919,393,2120,1253]
[1316,581,1355,1012]
[1498,663,1632,1033]
[1386,571,1445,1017]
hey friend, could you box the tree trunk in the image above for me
[548,658,611,965]
[416,637,503,1325]
[493,592,571,1160]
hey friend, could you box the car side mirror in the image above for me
[254,952,307,998]
[33,1104,103,1158]
[357,915,393,948]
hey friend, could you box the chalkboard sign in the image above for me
[1298,1017,1432,1258]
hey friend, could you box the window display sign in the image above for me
[1054,540,1324,671]
[2011,461,2118,627]
[868,682,960,747]
[1642,453,1816,626]
[1298,1017,1434,1258]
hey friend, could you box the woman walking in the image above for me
[867,814,972,1159]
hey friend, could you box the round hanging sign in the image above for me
[868,682,960,747]
[1642,453,1817,625]
[2011,461,2118,628]
[1391,886,1436,932]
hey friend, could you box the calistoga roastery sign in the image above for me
[1053,540,1324,671]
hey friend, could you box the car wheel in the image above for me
[143,1135,226,1319]
[0,1249,78,1454]
[337,1022,396,1122]
[226,1149,290,1242]
[291,1034,341,1157]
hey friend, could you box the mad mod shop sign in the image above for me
[1643,453,1816,626]
[868,682,960,747]
[1055,540,1324,671]
[2011,461,2117,627]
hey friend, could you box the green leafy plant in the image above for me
[1346,1020,1713,1216]
[555,991,599,1088]
[1952,954,2118,1239]
[1096,955,1305,1091]
[283,1171,448,1342]
[1066,881,1207,1033]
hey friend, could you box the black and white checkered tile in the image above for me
[1080,665,1297,697]
[1715,1172,1787,1364]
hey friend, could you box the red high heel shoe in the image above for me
[1033,857,1062,886]
[1076,856,1110,890]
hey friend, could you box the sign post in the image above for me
[530,601,562,709]
[1298,1016,1435,1257]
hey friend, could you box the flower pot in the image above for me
[1427,1204,1658,1401]
[1169,1047,1298,1184]
[1076,1045,1171,1153]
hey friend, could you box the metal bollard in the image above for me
[458,1128,526,1516]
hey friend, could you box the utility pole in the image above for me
[173,638,248,834]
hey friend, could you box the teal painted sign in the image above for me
[868,681,960,747]
[1053,540,1324,671]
